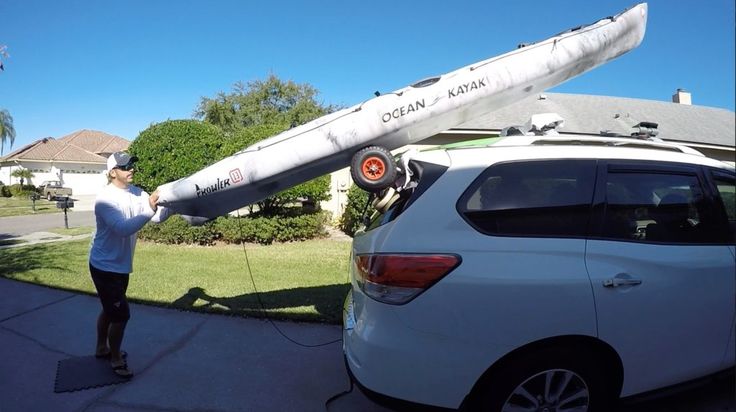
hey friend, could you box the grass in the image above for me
[0,197,60,217]
[0,238,353,323]
[46,226,95,236]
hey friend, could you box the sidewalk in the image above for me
[0,231,91,249]
[0,277,390,412]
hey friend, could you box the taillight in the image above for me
[353,254,461,305]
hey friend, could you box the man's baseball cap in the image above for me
[107,152,139,172]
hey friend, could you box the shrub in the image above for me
[214,215,277,245]
[215,210,330,245]
[139,210,330,246]
[0,183,10,197]
[338,185,370,236]
[138,216,219,246]
[8,184,36,198]
[128,120,226,192]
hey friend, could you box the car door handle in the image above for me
[603,278,643,288]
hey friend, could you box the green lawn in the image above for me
[0,238,352,323]
[46,226,95,236]
[0,197,60,217]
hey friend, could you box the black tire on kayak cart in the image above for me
[350,146,397,192]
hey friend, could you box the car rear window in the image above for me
[458,159,597,237]
[365,160,448,231]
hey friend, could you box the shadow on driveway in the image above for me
[172,284,350,323]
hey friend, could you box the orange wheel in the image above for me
[350,146,397,192]
[361,157,386,181]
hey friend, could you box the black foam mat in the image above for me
[54,355,130,393]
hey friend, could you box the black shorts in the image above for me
[89,263,130,322]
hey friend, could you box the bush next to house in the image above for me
[138,210,330,246]
[339,185,370,236]
[0,183,10,197]
[8,184,36,197]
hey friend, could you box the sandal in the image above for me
[95,350,128,360]
[111,361,134,378]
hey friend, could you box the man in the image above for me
[89,151,169,378]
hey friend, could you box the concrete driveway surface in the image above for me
[1,276,733,412]
[0,277,392,412]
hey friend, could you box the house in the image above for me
[0,130,129,195]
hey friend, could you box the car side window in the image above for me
[458,159,596,237]
[710,171,735,242]
[601,170,724,244]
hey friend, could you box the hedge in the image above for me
[7,184,36,198]
[138,210,331,246]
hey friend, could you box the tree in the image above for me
[196,74,338,135]
[196,74,336,214]
[11,168,33,186]
[128,120,225,192]
[1,109,16,155]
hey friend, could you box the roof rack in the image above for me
[526,136,703,156]
[631,121,660,139]
[489,114,703,156]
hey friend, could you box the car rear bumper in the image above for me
[342,290,485,409]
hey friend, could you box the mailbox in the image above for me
[56,198,75,209]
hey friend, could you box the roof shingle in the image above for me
[0,130,130,164]
[456,93,735,147]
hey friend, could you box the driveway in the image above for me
[0,277,391,412]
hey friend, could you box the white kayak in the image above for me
[157,3,648,221]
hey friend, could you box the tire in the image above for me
[47,193,53,201]
[350,146,397,192]
[469,347,617,412]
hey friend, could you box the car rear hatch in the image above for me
[351,149,459,305]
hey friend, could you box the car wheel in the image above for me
[47,193,53,201]
[470,347,616,412]
[350,146,397,192]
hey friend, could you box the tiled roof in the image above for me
[1,137,65,161]
[53,143,106,162]
[0,130,130,164]
[58,129,129,154]
[455,93,735,147]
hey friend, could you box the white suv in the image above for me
[342,135,735,411]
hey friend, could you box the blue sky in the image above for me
[1,0,734,152]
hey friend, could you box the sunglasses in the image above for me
[114,163,136,171]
